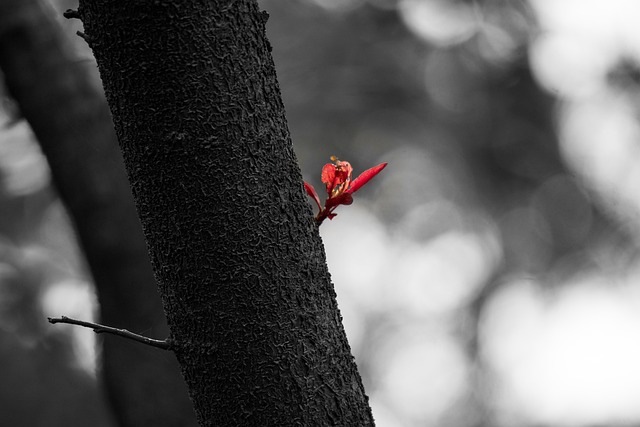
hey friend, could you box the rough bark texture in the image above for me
[76,0,374,425]
[0,0,197,425]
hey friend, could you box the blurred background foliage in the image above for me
[2,0,640,426]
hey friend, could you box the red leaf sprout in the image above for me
[304,155,387,225]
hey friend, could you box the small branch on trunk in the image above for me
[48,316,173,350]
[63,9,80,19]
[75,31,91,45]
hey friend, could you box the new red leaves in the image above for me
[304,156,387,225]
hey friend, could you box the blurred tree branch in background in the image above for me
[0,0,196,425]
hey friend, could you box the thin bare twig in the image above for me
[48,316,172,350]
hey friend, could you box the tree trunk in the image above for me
[76,0,374,425]
[0,0,197,425]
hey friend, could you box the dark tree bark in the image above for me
[74,0,374,425]
[0,0,197,425]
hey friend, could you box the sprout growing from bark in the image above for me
[304,156,387,225]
